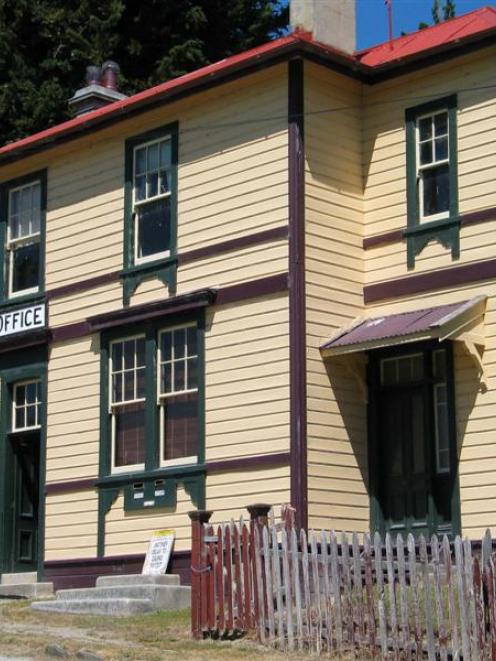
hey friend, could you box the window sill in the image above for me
[96,462,204,488]
[0,292,45,311]
[403,216,460,237]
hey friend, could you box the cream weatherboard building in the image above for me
[0,2,495,589]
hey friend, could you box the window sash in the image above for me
[132,136,172,265]
[12,380,41,431]
[110,335,146,406]
[416,110,450,222]
[7,181,41,297]
[111,400,146,473]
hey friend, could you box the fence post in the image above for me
[247,503,271,632]
[189,509,213,639]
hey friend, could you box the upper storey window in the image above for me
[417,110,449,221]
[133,137,172,264]
[0,171,46,301]
[123,124,178,304]
[405,96,458,268]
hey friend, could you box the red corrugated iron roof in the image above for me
[0,7,495,163]
[357,6,496,67]
[321,297,486,355]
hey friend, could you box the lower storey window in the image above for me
[106,323,201,475]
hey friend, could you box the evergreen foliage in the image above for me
[419,0,456,28]
[0,1,288,145]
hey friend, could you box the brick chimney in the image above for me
[290,0,356,53]
[69,61,127,116]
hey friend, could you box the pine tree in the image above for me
[432,0,442,24]
[418,0,456,30]
[443,0,456,20]
[0,1,288,145]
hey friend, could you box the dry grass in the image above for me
[0,600,324,660]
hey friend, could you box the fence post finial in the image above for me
[189,510,213,639]
[247,503,271,528]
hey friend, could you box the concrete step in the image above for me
[32,597,154,616]
[96,573,180,587]
[56,584,190,611]
[0,582,53,599]
[1,572,38,585]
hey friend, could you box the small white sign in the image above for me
[142,529,175,575]
[0,304,45,338]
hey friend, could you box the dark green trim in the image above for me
[0,170,47,303]
[97,309,206,546]
[405,95,458,268]
[368,340,461,538]
[0,352,47,575]
[122,123,179,306]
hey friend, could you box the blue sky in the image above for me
[280,1,494,49]
[356,0,492,49]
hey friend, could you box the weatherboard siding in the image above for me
[304,62,368,533]
[363,46,496,285]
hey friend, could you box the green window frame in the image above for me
[404,95,459,268]
[98,310,205,482]
[121,123,178,305]
[0,170,47,305]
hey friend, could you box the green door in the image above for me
[379,386,431,537]
[10,431,40,572]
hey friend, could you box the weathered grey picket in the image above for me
[190,509,496,658]
[253,525,496,658]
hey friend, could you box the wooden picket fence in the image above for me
[189,508,496,658]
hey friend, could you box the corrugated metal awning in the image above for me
[321,296,487,358]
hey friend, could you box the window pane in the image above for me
[187,357,197,390]
[26,405,36,428]
[434,112,448,136]
[147,171,158,198]
[137,198,170,258]
[435,136,448,161]
[160,140,171,167]
[147,143,159,171]
[112,343,123,371]
[163,392,198,461]
[11,190,19,216]
[136,338,146,368]
[422,163,449,217]
[174,328,185,359]
[114,402,145,467]
[26,382,37,404]
[112,373,123,403]
[135,147,146,174]
[161,362,172,394]
[136,367,146,399]
[159,170,170,195]
[123,341,134,370]
[15,407,24,429]
[418,116,432,141]
[186,327,197,356]
[174,360,185,391]
[135,174,146,202]
[124,371,135,401]
[12,242,39,293]
[433,350,446,379]
[15,384,25,406]
[161,332,172,361]
[420,141,432,165]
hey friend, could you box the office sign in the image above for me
[142,529,175,575]
[0,304,45,338]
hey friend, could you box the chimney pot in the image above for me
[101,60,120,91]
[85,65,101,86]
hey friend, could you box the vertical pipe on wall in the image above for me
[288,58,307,531]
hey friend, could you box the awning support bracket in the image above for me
[458,339,487,392]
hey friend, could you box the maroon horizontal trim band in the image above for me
[364,257,496,303]
[205,452,290,473]
[215,272,288,305]
[46,227,288,301]
[177,226,288,266]
[45,453,291,496]
[363,206,496,250]
[45,478,97,495]
[51,320,90,343]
